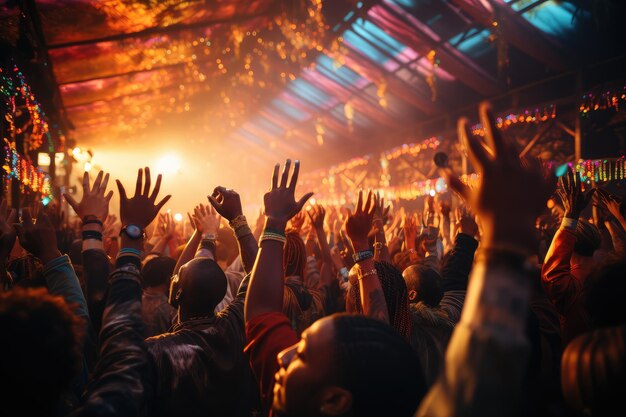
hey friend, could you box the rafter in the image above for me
[450,0,570,71]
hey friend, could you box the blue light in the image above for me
[42,196,52,206]
[522,1,579,37]
[555,163,569,177]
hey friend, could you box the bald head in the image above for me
[174,258,227,320]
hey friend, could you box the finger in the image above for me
[439,167,471,201]
[479,102,508,160]
[363,190,373,214]
[82,171,90,194]
[187,213,195,229]
[143,167,151,196]
[207,195,221,211]
[459,117,490,169]
[271,163,279,190]
[289,160,300,191]
[155,195,172,213]
[63,193,79,212]
[93,170,104,193]
[280,159,292,188]
[134,168,143,197]
[105,190,113,203]
[149,174,163,202]
[98,172,110,195]
[295,192,314,213]
[116,180,128,201]
[356,190,363,213]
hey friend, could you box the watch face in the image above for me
[125,224,142,238]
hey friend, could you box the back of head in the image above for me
[349,261,412,340]
[174,257,227,318]
[142,256,176,288]
[402,264,443,307]
[585,259,626,328]
[0,288,82,416]
[283,230,306,278]
[574,220,601,257]
[217,227,238,266]
[332,314,426,417]
[561,325,626,416]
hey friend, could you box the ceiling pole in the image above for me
[449,0,570,71]
[370,1,503,96]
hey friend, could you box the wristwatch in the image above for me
[352,249,374,263]
[120,224,145,240]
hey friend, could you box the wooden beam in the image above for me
[370,2,503,96]
[555,120,576,137]
[46,11,270,50]
[518,121,553,158]
[450,0,570,71]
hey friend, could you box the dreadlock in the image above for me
[349,261,412,341]
[283,230,307,278]
[332,314,426,417]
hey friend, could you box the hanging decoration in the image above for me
[383,136,440,161]
[425,50,439,102]
[0,65,51,152]
[315,117,325,145]
[471,105,557,136]
[488,18,509,78]
[2,139,53,198]
[344,101,354,132]
[579,87,626,115]
[376,79,388,109]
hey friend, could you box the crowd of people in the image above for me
[1,103,625,417]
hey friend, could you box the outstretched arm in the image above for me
[208,186,259,274]
[346,190,390,324]
[245,160,313,322]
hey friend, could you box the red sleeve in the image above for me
[541,227,582,315]
[245,312,299,416]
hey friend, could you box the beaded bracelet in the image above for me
[82,218,103,227]
[260,232,287,245]
[234,225,252,239]
[229,215,248,230]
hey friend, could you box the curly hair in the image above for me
[0,288,83,415]
[348,261,412,341]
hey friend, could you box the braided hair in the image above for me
[283,230,306,279]
[348,261,412,341]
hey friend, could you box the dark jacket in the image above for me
[410,233,478,386]
[71,262,154,417]
[145,274,259,417]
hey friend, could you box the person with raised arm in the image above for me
[245,160,426,417]
[145,186,259,417]
[417,102,554,417]
[542,168,599,343]
[63,170,114,334]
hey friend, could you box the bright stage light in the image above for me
[72,147,81,157]
[174,213,183,222]
[84,162,93,172]
[156,154,181,174]
[429,189,436,197]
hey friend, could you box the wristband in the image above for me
[352,249,374,263]
[561,217,578,231]
[82,230,103,241]
[202,233,217,241]
[260,232,287,245]
[82,218,103,227]
[264,227,286,238]
[229,215,248,230]
[234,224,252,239]
[373,241,385,251]
[118,247,142,258]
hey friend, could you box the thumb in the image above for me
[295,192,314,212]
[63,193,79,212]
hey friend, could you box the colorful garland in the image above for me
[580,87,626,115]
[471,105,556,137]
[2,139,52,198]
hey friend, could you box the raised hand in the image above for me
[594,188,623,220]
[556,168,594,219]
[15,207,60,263]
[444,102,554,251]
[64,170,113,221]
[116,167,171,229]
[193,204,220,236]
[345,190,375,251]
[207,186,243,221]
[403,213,418,249]
[307,204,326,231]
[264,159,313,227]
[455,206,479,238]
[0,197,17,258]
[161,212,176,239]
